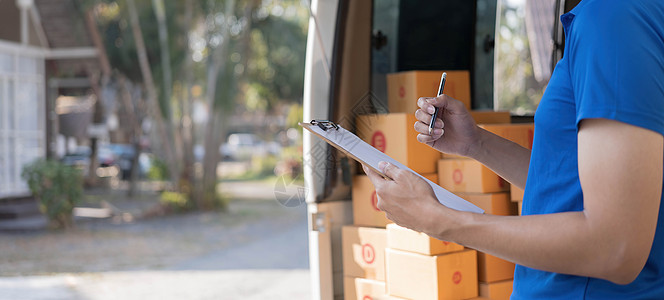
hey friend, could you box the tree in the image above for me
[88,0,309,209]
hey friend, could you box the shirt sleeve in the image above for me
[567,1,664,135]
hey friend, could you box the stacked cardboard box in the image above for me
[481,123,534,217]
[346,110,441,299]
[342,226,389,299]
[386,224,478,300]
[437,123,533,299]
[345,70,527,299]
[387,70,472,113]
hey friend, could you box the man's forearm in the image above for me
[428,209,639,284]
[467,128,531,188]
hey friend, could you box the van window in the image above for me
[371,0,478,109]
[494,0,552,115]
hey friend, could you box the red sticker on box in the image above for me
[498,177,506,188]
[452,271,462,284]
[362,243,376,264]
[453,169,463,184]
[372,131,386,153]
[399,86,405,98]
[370,191,380,211]
[363,296,372,300]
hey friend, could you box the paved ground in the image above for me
[0,179,311,299]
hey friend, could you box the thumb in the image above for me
[378,161,400,180]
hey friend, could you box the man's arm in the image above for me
[467,128,531,189]
[415,96,531,188]
[371,118,662,284]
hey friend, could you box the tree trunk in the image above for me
[179,0,196,198]
[126,0,179,187]
[118,75,143,197]
[195,0,237,209]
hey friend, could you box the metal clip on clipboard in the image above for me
[310,120,339,131]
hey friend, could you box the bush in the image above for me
[21,159,83,229]
[160,191,191,213]
[251,154,279,178]
[148,157,170,181]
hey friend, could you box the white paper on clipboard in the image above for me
[300,121,484,214]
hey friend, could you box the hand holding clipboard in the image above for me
[300,120,483,214]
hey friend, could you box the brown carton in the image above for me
[478,252,515,283]
[344,276,387,300]
[438,159,509,193]
[470,111,512,124]
[480,124,534,150]
[456,192,517,216]
[479,280,513,300]
[386,70,471,113]
[352,175,392,228]
[342,226,387,280]
[386,223,463,255]
[356,113,440,174]
[386,248,478,300]
[510,184,525,202]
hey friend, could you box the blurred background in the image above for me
[0,0,309,299]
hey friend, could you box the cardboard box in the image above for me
[438,159,509,193]
[423,172,438,184]
[344,276,387,300]
[357,113,440,174]
[456,192,517,216]
[518,201,522,216]
[479,280,513,300]
[480,124,534,150]
[343,226,387,280]
[510,184,524,202]
[478,252,515,283]
[470,111,511,124]
[387,224,463,255]
[387,70,471,113]
[353,175,392,227]
[352,174,436,227]
[386,248,478,300]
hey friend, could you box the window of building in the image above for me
[0,43,45,198]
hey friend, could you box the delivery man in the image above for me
[363,0,664,298]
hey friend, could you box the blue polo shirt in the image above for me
[512,0,664,298]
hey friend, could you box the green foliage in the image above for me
[148,157,170,181]
[247,6,308,109]
[160,191,191,212]
[21,159,83,229]
[251,154,279,178]
[495,2,546,115]
[94,0,187,119]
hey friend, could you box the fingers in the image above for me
[414,119,443,137]
[418,95,465,114]
[415,109,444,128]
[363,164,387,184]
[378,161,402,180]
[417,133,442,144]
[417,97,437,114]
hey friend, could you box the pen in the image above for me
[429,72,447,135]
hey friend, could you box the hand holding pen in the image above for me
[429,72,447,135]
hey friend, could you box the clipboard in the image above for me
[300,120,484,214]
